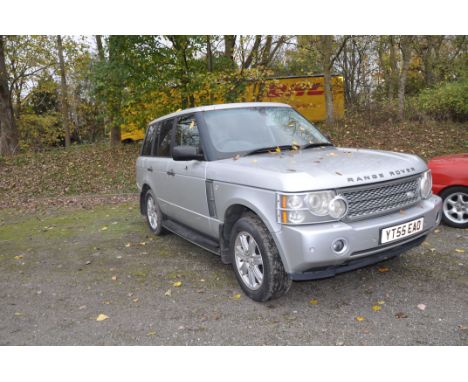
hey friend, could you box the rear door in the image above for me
[164,114,212,236]
[146,118,174,215]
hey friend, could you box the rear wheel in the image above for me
[440,186,468,228]
[145,189,164,235]
[230,213,291,302]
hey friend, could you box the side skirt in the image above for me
[162,219,220,256]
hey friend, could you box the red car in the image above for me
[428,153,468,228]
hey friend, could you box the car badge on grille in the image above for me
[406,191,415,198]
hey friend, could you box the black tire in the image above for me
[144,189,165,235]
[229,212,291,302]
[440,186,468,229]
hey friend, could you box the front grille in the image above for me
[340,176,421,221]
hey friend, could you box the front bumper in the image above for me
[273,195,442,279]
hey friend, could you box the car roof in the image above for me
[148,102,292,125]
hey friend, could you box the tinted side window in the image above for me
[175,115,200,147]
[141,124,157,156]
[157,119,174,157]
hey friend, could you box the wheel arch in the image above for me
[140,183,151,215]
[438,184,468,196]
[218,200,287,269]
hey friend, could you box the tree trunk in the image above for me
[224,35,236,65]
[206,35,213,72]
[57,35,71,147]
[388,36,398,100]
[108,36,121,147]
[95,35,105,61]
[398,36,412,120]
[243,35,261,69]
[319,36,335,125]
[0,35,19,156]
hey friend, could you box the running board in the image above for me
[162,219,220,255]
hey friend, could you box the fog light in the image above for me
[332,239,347,254]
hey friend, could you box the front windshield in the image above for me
[202,107,330,159]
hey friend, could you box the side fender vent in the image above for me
[206,180,217,218]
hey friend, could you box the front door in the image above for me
[164,114,212,236]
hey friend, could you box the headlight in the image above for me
[420,170,432,199]
[328,196,348,219]
[277,191,348,224]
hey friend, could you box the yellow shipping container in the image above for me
[244,74,344,122]
[120,74,344,142]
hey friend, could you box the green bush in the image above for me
[18,112,63,150]
[416,79,468,122]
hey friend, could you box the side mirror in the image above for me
[172,145,204,161]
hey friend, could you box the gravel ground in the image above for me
[0,202,466,345]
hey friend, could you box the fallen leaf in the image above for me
[139,242,146,246]
[96,313,109,321]
[309,298,318,305]
[14,255,23,260]
[377,300,385,305]
[355,316,365,322]
[232,154,240,161]
[232,293,241,300]
[417,304,426,311]
[189,120,195,129]
[395,312,408,319]
[85,260,91,265]
[78,305,87,310]
[371,305,382,311]
[434,229,440,233]
[164,289,172,296]
[14,312,23,316]
[173,281,182,287]
[133,298,139,303]
[275,146,281,153]
[455,248,465,253]
[147,331,157,336]
[399,209,405,214]
[378,266,389,273]
[125,243,131,248]
[328,152,337,157]
[100,226,108,231]
[111,275,117,281]
[335,171,342,176]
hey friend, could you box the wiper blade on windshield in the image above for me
[301,142,334,150]
[244,145,297,157]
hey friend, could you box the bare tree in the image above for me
[0,36,19,156]
[57,35,71,147]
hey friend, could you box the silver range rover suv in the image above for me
[136,102,442,301]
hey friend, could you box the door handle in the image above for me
[147,167,153,172]
[166,170,175,176]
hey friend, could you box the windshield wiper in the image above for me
[244,145,297,157]
[301,142,334,150]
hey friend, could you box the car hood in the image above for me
[206,146,427,192]
[429,153,468,166]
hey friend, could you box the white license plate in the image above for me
[380,218,424,244]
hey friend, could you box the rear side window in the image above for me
[175,115,200,147]
[141,124,157,156]
[157,118,174,157]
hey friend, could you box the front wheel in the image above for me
[230,213,291,302]
[440,186,468,228]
